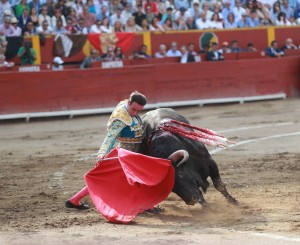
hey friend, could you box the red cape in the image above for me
[84,148,175,223]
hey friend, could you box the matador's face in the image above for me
[127,101,144,117]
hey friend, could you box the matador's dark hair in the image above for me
[129,91,147,106]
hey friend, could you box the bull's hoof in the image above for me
[227,196,239,205]
[65,200,90,210]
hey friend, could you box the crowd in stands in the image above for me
[0,0,300,39]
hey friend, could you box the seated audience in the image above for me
[281,38,298,51]
[166,41,181,57]
[115,46,125,60]
[0,17,15,37]
[36,20,54,34]
[265,40,284,57]
[154,44,167,58]
[133,44,151,59]
[80,49,101,69]
[52,56,64,70]
[180,45,195,63]
[230,40,242,53]
[207,42,224,61]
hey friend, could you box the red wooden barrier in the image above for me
[0,56,299,115]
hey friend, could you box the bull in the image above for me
[140,108,238,206]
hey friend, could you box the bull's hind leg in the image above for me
[212,178,238,205]
[209,159,238,205]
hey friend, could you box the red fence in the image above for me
[1,56,299,116]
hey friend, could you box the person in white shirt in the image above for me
[110,7,126,26]
[36,19,53,34]
[195,12,212,29]
[121,3,132,23]
[38,6,51,27]
[89,19,102,33]
[11,16,22,36]
[233,0,246,23]
[100,17,113,33]
[166,41,181,57]
[52,56,64,71]
[154,44,167,58]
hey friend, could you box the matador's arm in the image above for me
[97,120,126,160]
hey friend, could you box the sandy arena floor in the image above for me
[0,98,299,244]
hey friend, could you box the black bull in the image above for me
[139,108,238,206]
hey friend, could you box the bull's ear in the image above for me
[168,150,189,167]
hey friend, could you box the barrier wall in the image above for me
[1,56,299,116]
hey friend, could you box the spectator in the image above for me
[281,38,298,51]
[195,12,212,29]
[112,20,125,32]
[11,17,22,36]
[80,49,101,69]
[256,1,272,26]
[211,12,223,29]
[175,7,189,23]
[29,0,41,17]
[52,56,64,70]
[15,0,30,18]
[230,40,241,52]
[17,40,36,65]
[79,5,96,29]
[233,0,246,23]
[110,0,123,15]
[133,4,146,27]
[212,3,223,21]
[186,16,196,30]
[102,45,117,61]
[245,42,257,52]
[199,43,210,54]
[74,17,88,34]
[65,18,77,34]
[237,12,248,27]
[36,19,53,34]
[187,0,202,21]
[89,19,102,33]
[265,40,284,57]
[202,2,214,21]
[53,19,68,34]
[160,7,175,25]
[275,11,291,26]
[72,0,84,17]
[175,0,189,10]
[67,8,79,25]
[224,12,237,28]
[165,0,176,12]
[162,17,175,31]
[0,53,14,67]
[156,0,166,19]
[0,17,14,36]
[175,16,188,30]
[87,0,96,15]
[245,10,260,27]
[143,0,158,15]
[180,45,195,63]
[96,5,110,21]
[140,18,150,31]
[207,42,224,61]
[133,44,151,59]
[154,43,167,58]
[218,41,231,54]
[38,6,51,27]
[115,46,125,60]
[221,0,233,21]
[0,1,12,25]
[166,41,181,57]
[122,3,133,23]
[23,20,37,35]
[110,7,126,26]
[150,16,164,31]
[17,8,30,32]
[270,1,281,23]
[100,17,113,33]
[281,0,293,19]
[45,0,55,17]
[145,5,155,24]
[51,8,66,28]
[124,16,143,32]
[29,6,38,27]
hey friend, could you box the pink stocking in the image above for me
[69,186,89,205]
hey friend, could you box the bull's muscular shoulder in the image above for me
[107,100,132,127]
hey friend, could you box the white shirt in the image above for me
[233,6,246,23]
[195,18,212,29]
[166,49,181,57]
[89,24,102,33]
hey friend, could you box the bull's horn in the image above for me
[168,150,189,167]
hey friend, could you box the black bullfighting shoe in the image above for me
[145,205,164,214]
[65,200,90,210]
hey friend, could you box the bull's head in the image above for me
[168,150,208,206]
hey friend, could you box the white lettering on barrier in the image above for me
[19,66,41,72]
[101,61,123,69]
